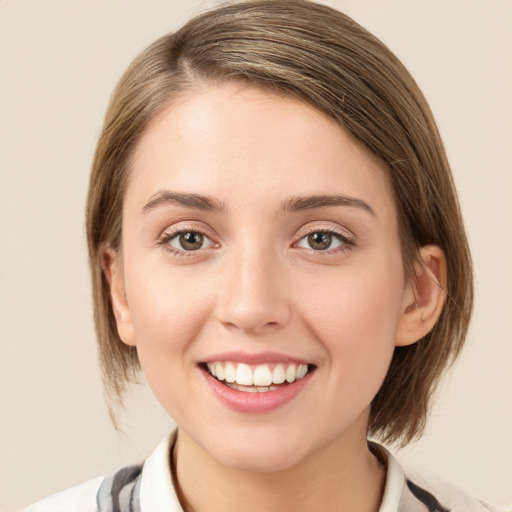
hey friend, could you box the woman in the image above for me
[22,1,494,511]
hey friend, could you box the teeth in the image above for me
[235,363,253,385]
[225,363,236,383]
[285,365,296,383]
[253,365,273,386]
[231,383,257,392]
[215,362,225,381]
[206,361,310,388]
[272,364,286,384]
[226,383,281,392]
[297,364,308,379]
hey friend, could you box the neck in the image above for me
[172,427,386,512]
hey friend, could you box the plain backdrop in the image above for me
[1,0,511,510]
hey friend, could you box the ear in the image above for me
[395,245,447,347]
[101,247,136,346]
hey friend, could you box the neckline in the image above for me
[145,431,405,512]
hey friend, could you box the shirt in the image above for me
[22,431,498,512]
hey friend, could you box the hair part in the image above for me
[86,0,473,445]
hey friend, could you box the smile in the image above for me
[205,362,310,391]
[199,358,316,412]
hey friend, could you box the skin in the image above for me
[106,82,446,512]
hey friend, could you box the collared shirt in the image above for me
[22,431,496,512]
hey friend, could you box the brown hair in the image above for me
[86,0,473,445]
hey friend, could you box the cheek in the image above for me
[124,265,221,421]
[125,263,216,370]
[296,260,404,386]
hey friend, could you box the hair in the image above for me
[86,0,473,445]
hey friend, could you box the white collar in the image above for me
[371,442,407,512]
[139,431,407,512]
[139,431,183,512]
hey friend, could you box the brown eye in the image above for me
[165,230,214,252]
[296,231,345,251]
[162,228,215,255]
[307,232,332,250]
[178,232,204,251]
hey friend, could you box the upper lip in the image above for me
[200,351,312,365]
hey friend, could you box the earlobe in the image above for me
[395,245,447,347]
[101,247,136,346]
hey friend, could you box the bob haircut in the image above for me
[86,0,473,445]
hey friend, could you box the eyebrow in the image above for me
[143,191,226,214]
[142,190,375,217]
[279,194,375,216]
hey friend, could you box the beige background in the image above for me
[1,0,511,510]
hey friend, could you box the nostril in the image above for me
[218,316,287,334]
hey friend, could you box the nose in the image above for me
[214,245,292,335]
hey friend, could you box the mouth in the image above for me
[199,361,316,393]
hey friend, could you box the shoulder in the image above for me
[21,476,104,512]
[372,442,507,512]
[403,469,508,512]
[21,431,178,512]
[21,463,145,512]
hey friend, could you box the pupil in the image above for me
[180,232,203,250]
[308,232,332,250]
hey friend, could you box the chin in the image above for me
[217,446,304,474]
[202,427,311,474]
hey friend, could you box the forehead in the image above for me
[127,82,394,218]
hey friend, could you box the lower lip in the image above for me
[201,368,314,413]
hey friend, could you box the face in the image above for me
[110,82,415,472]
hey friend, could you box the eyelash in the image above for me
[157,227,216,257]
[157,226,355,257]
[293,227,355,255]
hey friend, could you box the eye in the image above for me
[165,231,214,252]
[296,231,345,251]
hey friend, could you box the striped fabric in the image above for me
[96,464,143,512]
[404,480,450,512]
[93,464,450,512]
[23,432,499,511]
